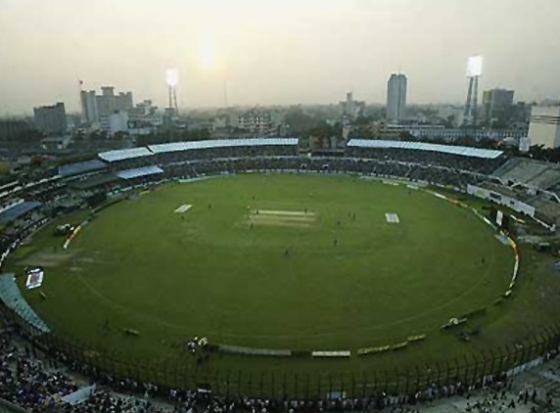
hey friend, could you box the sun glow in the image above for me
[199,43,216,69]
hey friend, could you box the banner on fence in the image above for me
[312,351,351,358]
[466,185,535,217]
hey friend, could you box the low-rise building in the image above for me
[340,92,365,121]
[41,136,72,150]
[108,111,129,135]
[33,102,67,135]
[238,110,282,137]
[528,105,560,148]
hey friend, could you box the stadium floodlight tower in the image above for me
[463,55,483,127]
[166,69,179,118]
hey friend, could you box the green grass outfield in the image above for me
[8,173,560,394]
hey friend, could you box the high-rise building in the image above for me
[33,102,67,135]
[528,105,560,148]
[482,89,514,126]
[80,91,99,124]
[80,87,133,127]
[386,74,407,124]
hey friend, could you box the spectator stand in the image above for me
[0,274,50,334]
[0,201,42,226]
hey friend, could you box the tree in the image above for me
[285,108,326,134]
[31,155,45,167]
[443,115,456,129]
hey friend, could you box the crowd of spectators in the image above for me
[154,156,482,189]
[0,143,504,211]
[91,141,509,179]
[0,329,77,410]
[1,316,557,413]
[345,147,506,176]
[0,327,178,412]
[94,143,502,191]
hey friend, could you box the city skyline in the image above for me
[1,0,560,115]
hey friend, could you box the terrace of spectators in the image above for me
[0,274,50,333]
[346,139,506,176]
[68,173,119,191]
[116,165,164,180]
[527,197,560,227]
[492,158,560,190]
[0,138,514,226]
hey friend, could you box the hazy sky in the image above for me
[1,0,560,114]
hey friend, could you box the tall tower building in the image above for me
[386,74,407,124]
[80,90,99,124]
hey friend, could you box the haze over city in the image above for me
[1,0,560,115]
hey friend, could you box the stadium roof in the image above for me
[347,139,504,159]
[148,138,299,154]
[98,148,153,162]
[0,201,42,224]
[59,159,107,176]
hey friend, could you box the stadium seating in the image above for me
[116,165,164,180]
[526,168,560,190]
[528,197,560,226]
[492,158,560,189]
[347,139,507,172]
[0,275,50,333]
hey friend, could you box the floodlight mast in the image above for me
[463,56,483,127]
[166,69,179,117]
